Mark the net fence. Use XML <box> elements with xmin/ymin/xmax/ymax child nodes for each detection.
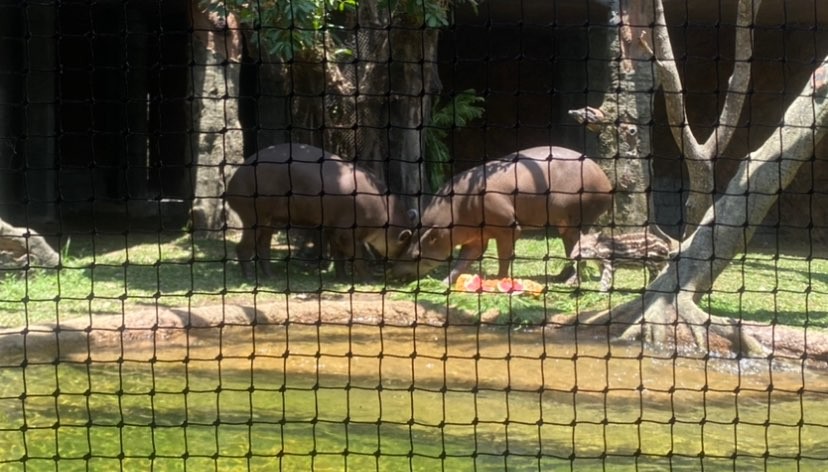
<box><xmin>1</xmin><ymin>0</ymin><xmax>827</xmax><ymax>470</ymax></box>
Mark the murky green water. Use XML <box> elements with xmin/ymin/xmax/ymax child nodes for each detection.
<box><xmin>2</xmin><ymin>322</ymin><xmax>828</xmax><ymax>471</ymax></box>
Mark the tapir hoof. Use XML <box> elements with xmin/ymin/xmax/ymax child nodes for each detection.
<box><xmin>239</xmin><ymin>262</ymin><xmax>256</xmax><ymax>281</ymax></box>
<box><xmin>258</xmin><ymin>262</ymin><xmax>274</xmax><ymax>280</ymax></box>
<box><xmin>564</xmin><ymin>274</ymin><xmax>581</xmax><ymax>288</ymax></box>
<box><xmin>550</xmin><ymin>265</ymin><xmax>577</xmax><ymax>284</ymax></box>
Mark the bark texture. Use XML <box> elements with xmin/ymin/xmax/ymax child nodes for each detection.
<box><xmin>643</xmin><ymin>0</ymin><xmax>761</xmax><ymax>236</ymax></box>
<box><xmin>189</xmin><ymin>6</ymin><xmax>245</xmax><ymax>237</ymax></box>
<box><xmin>579</xmin><ymin>0</ymin><xmax>655</xmax><ymax>231</ymax></box>
<box><xmin>579</xmin><ymin>58</ymin><xmax>828</xmax><ymax>357</ymax></box>
<box><xmin>339</xmin><ymin>2</ymin><xmax>439</xmax><ymax>207</ymax></box>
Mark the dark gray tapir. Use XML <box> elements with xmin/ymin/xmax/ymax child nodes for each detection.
<box><xmin>227</xmin><ymin>143</ymin><xmax>412</xmax><ymax>279</ymax></box>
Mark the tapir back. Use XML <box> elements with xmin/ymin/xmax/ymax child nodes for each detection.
<box><xmin>424</xmin><ymin>146</ymin><xmax>611</xmax><ymax>230</ymax></box>
<box><xmin>227</xmin><ymin>143</ymin><xmax>410</xmax><ymax>267</ymax></box>
<box><xmin>228</xmin><ymin>143</ymin><xmax>383</xmax><ymax>230</ymax></box>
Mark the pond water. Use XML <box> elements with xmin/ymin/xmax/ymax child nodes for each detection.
<box><xmin>2</xmin><ymin>321</ymin><xmax>828</xmax><ymax>471</ymax></box>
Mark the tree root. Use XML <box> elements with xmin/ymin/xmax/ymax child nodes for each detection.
<box><xmin>575</xmin><ymin>291</ymin><xmax>767</xmax><ymax>358</ymax></box>
<box><xmin>0</xmin><ymin>219</ymin><xmax>59</xmax><ymax>268</ymax></box>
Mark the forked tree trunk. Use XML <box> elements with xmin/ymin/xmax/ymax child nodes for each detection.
<box><xmin>640</xmin><ymin>0</ymin><xmax>761</xmax><ymax>237</ymax></box>
<box><xmin>580</xmin><ymin>60</ymin><xmax>828</xmax><ymax>356</ymax></box>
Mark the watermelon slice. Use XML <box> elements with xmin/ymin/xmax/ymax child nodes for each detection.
<box><xmin>455</xmin><ymin>274</ymin><xmax>482</xmax><ymax>292</ymax></box>
<box><xmin>481</xmin><ymin>279</ymin><xmax>499</xmax><ymax>292</ymax></box>
<box><xmin>453</xmin><ymin>274</ymin><xmax>544</xmax><ymax>297</ymax></box>
<box><xmin>496</xmin><ymin>278</ymin><xmax>525</xmax><ymax>294</ymax></box>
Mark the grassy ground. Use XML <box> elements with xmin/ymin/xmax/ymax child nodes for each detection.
<box><xmin>0</xmin><ymin>231</ymin><xmax>826</xmax><ymax>328</ymax></box>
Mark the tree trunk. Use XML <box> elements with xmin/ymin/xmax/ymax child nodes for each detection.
<box><xmin>189</xmin><ymin>6</ymin><xmax>245</xmax><ymax>238</ymax></box>
<box><xmin>640</xmin><ymin>0</ymin><xmax>761</xmax><ymax>237</ymax></box>
<box><xmin>387</xmin><ymin>27</ymin><xmax>439</xmax><ymax>206</ymax></box>
<box><xmin>348</xmin><ymin>2</ymin><xmax>437</xmax><ymax>208</ymax></box>
<box><xmin>351</xmin><ymin>2</ymin><xmax>392</xmax><ymax>181</ymax></box>
<box><xmin>579</xmin><ymin>59</ymin><xmax>828</xmax><ymax>356</ymax></box>
<box><xmin>584</xmin><ymin>1</ymin><xmax>654</xmax><ymax>231</ymax></box>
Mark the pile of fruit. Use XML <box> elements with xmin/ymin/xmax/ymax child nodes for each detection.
<box><xmin>453</xmin><ymin>274</ymin><xmax>544</xmax><ymax>297</ymax></box>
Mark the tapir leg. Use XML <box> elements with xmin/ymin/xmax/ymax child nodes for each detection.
<box><xmin>447</xmin><ymin>239</ymin><xmax>489</xmax><ymax>284</ymax></box>
<box><xmin>494</xmin><ymin>226</ymin><xmax>521</xmax><ymax>279</ymax></box>
<box><xmin>254</xmin><ymin>224</ymin><xmax>275</xmax><ymax>279</ymax></box>
<box><xmin>554</xmin><ymin>226</ymin><xmax>580</xmax><ymax>285</ymax></box>
<box><xmin>481</xmin><ymin>201</ymin><xmax>520</xmax><ymax>280</ymax></box>
<box><xmin>351</xmin><ymin>243</ymin><xmax>369</xmax><ymax>280</ymax></box>
<box><xmin>237</xmin><ymin>227</ymin><xmax>256</xmax><ymax>279</ymax></box>
<box><xmin>326</xmin><ymin>230</ymin><xmax>346</xmax><ymax>280</ymax></box>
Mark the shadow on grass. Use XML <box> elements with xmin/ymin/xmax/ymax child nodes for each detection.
<box><xmin>706</xmin><ymin>304</ymin><xmax>828</xmax><ymax>328</ymax></box>
<box><xmin>740</xmin><ymin>257</ymin><xmax>828</xmax><ymax>288</ymax></box>
<box><xmin>54</xmin><ymin>231</ymin><xmax>395</xmax><ymax>299</ymax></box>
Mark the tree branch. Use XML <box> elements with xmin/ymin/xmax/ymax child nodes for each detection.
<box><xmin>643</xmin><ymin>0</ymin><xmax>762</xmax><ymax>231</ymax></box>
<box><xmin>648</xmin><ymin>0</ymin><xmax>760</xmax><ymax>161</ymax></box>
<box><xmin>700</xmin><ymin>0</ymin><xmax>761</xmax><ymax>158</ymax></box>
<box><xmin>573</xmin><ymin>55</ymin><xmax>828</xmax><ymax>357</ymax></box>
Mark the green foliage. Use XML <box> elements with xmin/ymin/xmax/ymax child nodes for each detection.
<box><xmin>424</xmin><ymin>89</ymin><xmax>485</xmax><ymax>191</ymax></box>
<box><xmin>203</xmin><ymin>0</ymin><xmax>358</xmax><ymax>60</ymax></box>
<box><xmin>381</xmin><ymin>0</ymin><xmax>445</xmax><ymax>27</ymax></box>
<box><xmin>202</xmin><ymin>0</ymin><xmax>476</xmax><ymax>60</ymax></box>
<box><xmin>381</xmin><ymin>0</ymin><xmax>479</xmax><ymax>27</ymax></box>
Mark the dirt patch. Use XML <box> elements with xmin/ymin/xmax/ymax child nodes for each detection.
<box><xmin>1</xmin><ymin>293</ymin><xmax>827</xmax><ymax>369</ymax></box>
<box><xmin>0</xmin><ymin>294</ymin><xmax>453</xmax><ymax>363</ymax></box>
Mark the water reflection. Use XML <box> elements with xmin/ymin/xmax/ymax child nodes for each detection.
<box><xmin>2</xmin><ymin>321</ymin><xmax>828</xmax><ymax>469</ymax></box>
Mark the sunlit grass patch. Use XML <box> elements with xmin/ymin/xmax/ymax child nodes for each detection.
<box><xmin>0</xmin><ymin>232</ymin><xmax>358</xmax><ymax>326</ymax></box>
<box><xmin>0</xmin><ymin>232</ymin><xmax>827</xmax><ymax>328</ymax></box>
<box><xmin>394</xmin><ymin>237</ymin><xmax>644</xmax><ymax>326</ymax></box>
<box><xmin>704</xmin><ymin>252</ymin><xmax>828</xmax><ymax>327</ymax></box>
<box><xmin>396</xmin><ymin>237</ymin><xmax>828</xmax><ymax>328</ymax></box>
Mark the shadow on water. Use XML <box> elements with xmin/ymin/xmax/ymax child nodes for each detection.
<box><xmin>3</xmin><ymin>322</ymin><xmax>828</xmax><ymax>471</ymax></box>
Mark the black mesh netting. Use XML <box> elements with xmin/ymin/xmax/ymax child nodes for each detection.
<box><xmin>1</xmin><ymin>1</ymin><xmax>828</xmax><ymax>470</ymax></box>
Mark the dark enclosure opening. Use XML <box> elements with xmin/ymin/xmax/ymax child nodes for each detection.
<box><xmin>0</xmin><ymin>1</ymin><xmax>192</xmax><ymax>228</ymax></box>
<box><xmin>437</xmin><ymin>1</ymin><xmax>612</xmax><ymax>173</ymax></box>
<box><xmin>56</xmin><ymin>0</ymin><xmax>191</xmax><ymax>214</ymax></box>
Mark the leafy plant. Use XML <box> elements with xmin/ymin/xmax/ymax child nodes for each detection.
<box><xmin>424</xmin><ymin>89</ymin><xmax>485</xmax><ymax>191</ymax></box>
<box><xmin>203</xmin><ymin>0</ymin><xmax>358</xmax><ymax>61</ymax></box>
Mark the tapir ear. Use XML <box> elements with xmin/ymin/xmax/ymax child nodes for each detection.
<box><xmin>397</xmin><ymin>229</ymin><xmax>412</xmax><ymax>243</ymax></box>
<box><xmin>407</xmin><ymin>209</ymin><xmax>419</xmax><ymax>224</ymax></box>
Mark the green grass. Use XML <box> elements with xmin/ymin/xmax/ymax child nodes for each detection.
<box><xmin>702</xmin><ymin>253</ymin><xmax>828</xmax><ymax>327</ymax></box>
<box><xmin>0</xmin><ymin>232</ymin><xmax>826</xmax><ymax>328</ymax></box>
<box><xmin>393</xmin><ymin>236</ymin><xmax>828</xmax><ymax>328</ymax></box>
<box><xmin>0</xmin><ymin>231</ymin><xmax>364</xmax><ymax>327</ymax></box>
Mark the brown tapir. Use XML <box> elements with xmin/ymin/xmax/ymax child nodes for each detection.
<box><xmin>226</xmin><ymin>143</ymin><xmax>411</xmax><ymax>279</ymax></box>
<box><xmin>389</xmin><ymin>146</ymin><xmax>613</xmax><ymax>283</ymax></box>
